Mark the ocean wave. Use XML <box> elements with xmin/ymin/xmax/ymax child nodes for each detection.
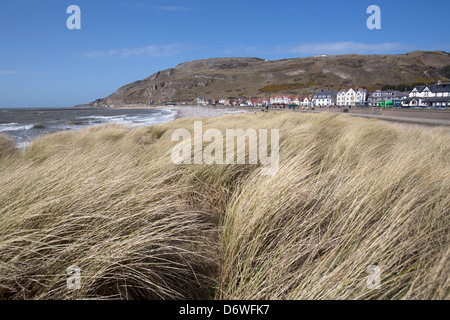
<box><xmin>78</xmin><ymin>115</ymin><xmax>128</xmax><ymax>120</ymax></box>
<box><xmin>3</xmin><ymin>109</ymin><xmax>179</xmax><ymax>148</ymax></box>
<box><xmin>0</xmin><ymin>123</ymin><xmax>34</xmax><ymax>132</ymax></box>
<box><xmin>74</xmin><ymin>110</ymin><xmax>178</xmax><ymax>128</ymax></box>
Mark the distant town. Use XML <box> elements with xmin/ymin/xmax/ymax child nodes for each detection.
<box><xmin>187</xmin><ymin>82</ymin><xmax>450</xmax><ymax>110</ymax></box>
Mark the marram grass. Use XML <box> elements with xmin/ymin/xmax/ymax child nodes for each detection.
<box><xmin>0</xmin><ymin>112</ymin><xmax>448</xmax><ymax>300</ymax></box>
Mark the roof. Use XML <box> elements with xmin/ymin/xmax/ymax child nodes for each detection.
<box><xmin>412</xmin><ymin>86</ymin><xmax>426</xmax><ymax>92</ymax></box>
<box><xmin>410</xmin><ymin>83</ymin><xmax>450</xmax><ymax>94</ymax></box>
<box><xmin>420</xmin><ymin>97</ymin><xmax>450</xmax><ymax>102</ymax></box>
<box><xmin>428</xmin><ymin>83</ymin><xmax>450</xmax><ymax>93</ymax></box>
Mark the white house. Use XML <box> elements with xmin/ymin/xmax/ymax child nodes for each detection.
<box><xmin>336</xmin><ymin>89</ymin><xmax>346</xmax><ymax>106</ymax></box>
<box><xmin>246</xmin><ymin>99</ymin><xmax>260</xmax><ymax>107</ymax></box>
<box><xmin>270</xmin><ymin>96</ymin><xmax>293</xmax><ymax>105</ymax></box>
<box><xmin>356</xmin><ymin>88</ymin><xmax>367</xmax><ymax>105</ymax></box>
<box><xmin>312</xmin><ymin>92</ymin><xmax>335</xmax><ymax>107</ymax></box>
<box><xmin>302</xmin><ymin>95</ymin><xmax>313</xmax><ymax>107</ymax></box>
<box><xmin>197</xmin><ymin>97</ymin><xmax>207</xmax><ymax>106</ymax></box>
<box><xmin>336</xmin><ymin>88</ymin><xmax>367</xmax><ymax>106</ymax></box>
<box><xmin>270</xmin><ymin>97</ymin><xmax>279</xmax><ymax>105</ymax></box>
<box><xmin>403</xmin><ymin>83</ymin><xmax>450</xmax><ymax>107</ymax></box>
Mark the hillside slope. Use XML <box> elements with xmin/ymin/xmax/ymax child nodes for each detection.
<box><xmin>93</xmin><ymin>51</ymin><xmax>450</xmax><ymax>107</ymax></box>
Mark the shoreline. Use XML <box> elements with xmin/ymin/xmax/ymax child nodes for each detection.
<box><xmin>86</xmin><ymin>104</ymin><xmax>450</xmax><ymax>127</ymax></box>
<box><xmin>86</xmin><ymin>104</ymin><xmax>253</xmax><ymax>119</ymax></box>
<box><xmin>3</xmin><ymin>105</ymin><xmax>448</xmax><ymax>150</ymax></box>
<box><xmin>1</xmin><ymin>105</ymin><xmax>253</xmax><ymax>149</ymax></box>
<box><xmin>159</xmin><ymin>105</ymin><xmax>251</xmax><ymax>120</ymax></box>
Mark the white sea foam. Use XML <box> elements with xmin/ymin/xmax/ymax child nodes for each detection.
<box><xmin>74</xmin><ymin>110</ymin><xmax>177</xmax><ymax>128</ymax></box>
<box><xmin>2</xmin><ymin>109</ymin><xmax>179</xmax><ymax>148</ymax></box>
<box><xmin>0</xmin><ymin>123</ymin><xmax>34</xmax><ymax>132</ymax></box>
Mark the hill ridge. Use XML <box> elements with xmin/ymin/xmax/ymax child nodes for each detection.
<box><xmin>92</xmin><ymin>51</ymin><xmax>450</xmax><ymax>107</ymax></box>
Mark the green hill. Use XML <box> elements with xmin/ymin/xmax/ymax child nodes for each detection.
<box><xmin>92</xmin><ymin>51</ymin><xmax>450</xmax><ymax>107</ymax></box>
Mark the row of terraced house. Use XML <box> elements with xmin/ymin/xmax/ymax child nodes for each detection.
<box><xmin>197</xmin><ymin>82</ymin><xmax>450</xmax><ymax>108</ymax></box>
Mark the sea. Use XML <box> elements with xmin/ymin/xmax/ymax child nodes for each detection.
<box><xmin>0</xmin><ymin>108</ymin><xmax>178</xmax><ymax>148</ymax></box>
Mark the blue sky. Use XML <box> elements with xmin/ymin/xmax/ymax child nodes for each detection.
<box><xmin>0</xmin><ymin>0</ymin><xmax>449</xmax><ymax>108</ymax></box>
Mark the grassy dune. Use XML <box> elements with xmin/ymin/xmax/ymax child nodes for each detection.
<box><xmin>0</xmin><ymin>112</ymin><xmax>448</xmax><ymax>300</ymax></box>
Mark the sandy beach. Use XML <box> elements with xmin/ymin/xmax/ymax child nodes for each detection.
<box><xmin>107</xmin><ymin>104</ymin><xmax>255</xmax><ymax>119</ymax></box>
<box><xmin>157</xmin><ymin>105</ymin><xmax>252</xmax><ymax>119</ymax></box>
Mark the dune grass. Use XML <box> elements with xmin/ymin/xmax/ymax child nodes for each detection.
<box><xmin>0</xmin><ymin>134</ymin><xmax>18</xmax><ymax>160</ymax></box>
<box><xmin>0</xmin><ymin>112</ymin><xmax>448</xmax><ymax>300</ymax></box>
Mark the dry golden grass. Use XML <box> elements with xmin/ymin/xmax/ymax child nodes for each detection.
<box><xmin>0</xmin><ymin>134</ymin><xmax>18</xmax><ymax>160</ymax></box>
<box><xmin>0</xmin><ymin>112</ymin><xmax>448</xmax><ymax>300</ymax></box>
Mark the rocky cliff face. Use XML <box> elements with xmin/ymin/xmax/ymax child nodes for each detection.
<box><xmin>92</xmin><ymin>52</ymin><xmax>450</xmax><ymax>107</ymax></box>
